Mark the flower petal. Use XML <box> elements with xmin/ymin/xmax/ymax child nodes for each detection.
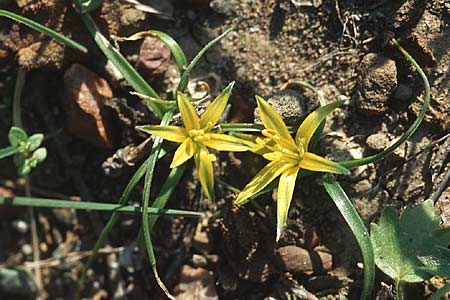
<box><xmin>276</xmin><ymin>166</ymin><xmax>300</xmax><ymax>241</ymax></box>
<box><xmin>299</xmin><ymin>152</ymin><xmax>350</xmax><ymax>175</ymax></box>
<box><xmin>177</xmin><ymin>92</ymin><xmax>200</xmax><ymax>130</ymax></box>
<box><xmin>295</xmin><ymin>101</ymin><xmax>344</xmax><ymax>149</ymax></box>
<box><xmin>137</xmin><ymin>125</ymin><xmax>187</xmax><ymax>143</ymax></box>
<box><xmin>235</xmin><ymin>160</ymin><xmax>292</xmax><ymax>206</ymax></box>
<box><xmin>170</xmin><ymin>138</ymin><xmax>194</xmax><ymax>168</ymax></box>
<box><xmin>200</xmin><ymin>82</ymin><xmax>234</xmax><ymax>128</ymax></box>
<box><xmin>256</xmin><ymin>95</ymin><xmax>294</xmax><ymax>143</ymax></box>
<box><xmin>203</xmin><ymin>133</ymin><xmax>250</xmax><ymax>152</ymax></box>
<box><xmin>194</xmin><ymin>146</ymin><xmax>216</xmax><ymax>200</ymax></box>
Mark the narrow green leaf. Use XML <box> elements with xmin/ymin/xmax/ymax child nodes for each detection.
<box><xmin>0</xmin><ymin>146</ymin><xmax>17</xmax><ymax>159</ymax></box>
<box><xmin>0</xmin><ymin>10</ymin><xmax>87</xmax><ymax>53</ymax></box>
<box><xmin>0</xmin><ymin>196</ymin><xmax>202</xmax><ymax>217</ymax></box>
<box><xmin>76</xmin><ymin>12</ymin><xmax>166</xmax><ymax>118</ymax></box>
<box><xmin>178</xmin><ymin>22</ymin><xmax>240</xmax><ymax>92</ymax></box>
<box><xmin>148</xmin><ymin>164</ymin><xmax>187</xmax><ymax>231</ymax></box>
<box><xmin>340</xmin><ymin>39</ymin><xmax>430</xmax><ymax>169</ymax></box>
<box><xmin>322</xmin><ymin>176</ymin><xmax>374</xmax><ymax>300</ymax></box>
<box><xmin>141</xmin><ymin>111</ymin><xmax>175</xmax><ymax>299</ymax></box>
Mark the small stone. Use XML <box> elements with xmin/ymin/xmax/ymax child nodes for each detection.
<box><xmin>366</xmin><ymin>133</ymin><xmax>390</xmax><ymax>151</ymax></box>
<box><xmin>63</xmin><ymin>64</ymin><xmax>117</xmax><ymax>148</ymax></box>
<box><xmin>136</xmin><ymin>36</ymin><xmax>171</xmax><ymax>79</ymax></box>
<box><xmin>209</xmin><ymin>0</ymin><xmax>234</xmax><ymax>15</ymax></box>
<box><xmin>355</xmin><ymin>53</ymin><xmax>397</xmax><ymax>115</ymax></box>
<box><xmin>21</xmin><ymin>244</ymin><xmax>33</xmax><ymax>256</ymax></box>
<box><xmin>12</xmin><ymin>219</ymin><xmax>28</xmax><ymax>234</ymax></box>
<box><xmin>173</xmin><ymin>265</ymin><xmax>218</xmax><ymax>300</ymax></box>
<box><xmin>392</xmin><ymin>84</ymin><xmax>413</xmax><ymax>101</ymax></box>
<box><xmin>192</xmin><ymin>254</ymin><xmax>208</xmax><ymax>268</ymax></box>
<box><xmin>254</xmin><ymin>89</ymin><xmax>307</xmax><ymax>126</ymax></box>
<box><xmin>275</xmin><ymin>245</ymin><xmax>332</xmax><ymax>275</ymax></box>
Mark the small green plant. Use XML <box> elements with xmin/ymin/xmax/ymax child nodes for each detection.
<box><xmin>371</xmin><ymin>200</ymin><xmax>450</xmax><ymax>299</ymax></box>
<box><xmin>0</xmin><ymin>127</ymin><xmax>47</xmax><ymax>176</ymax></box>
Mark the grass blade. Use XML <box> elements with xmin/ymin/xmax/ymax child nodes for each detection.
<box><xmin>76</xmin><ymin>11</ymin><xmax>166</xmax><ymax>118</ymax></box>
<box><xmin>148</xmin><ymin>164</ymin><xmax>187</xmax><ymax>231</ymax></box>
<box><xmin>0</xmin><ymin>10</ymin><xmax>87</xmax><ymax>53</ymax></box>
<box><xmin>339</xmin><ymin>38</ymin><xmax>430</xmax><ymax>169</ymax></box>
<box><xmin>0</xmin><ymin>196</ymin><xmax>201</xmax><ymax>217</ymax></box>
<box><xmin>141</xmin><ymin>111</ymin><xmax>176</xmax><ymax>299</ymax></box>
<box><xmin>177</xmin><ymin>22</ymin><xmax>240</xmax><ymax>92</ymax></box>
<box><xmin>0</xmin><ymin>146</ymin><xmax>17</xmax><ymax>159</ymax></box>
<box><xmin>322</xmin><ymin>176</ymin><xmax>374</xmax><ymax>300</ymax></box>
<box><xmin>148</xmin><ymin>31</ymin><xmax>187</xmax><ymax>73</ymax></box>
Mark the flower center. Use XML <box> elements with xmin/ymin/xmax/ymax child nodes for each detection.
<box><xmin>189</xmin><ymin>129</ymin><xmax>210</xmax><ymax>143</ymax></box>
<box><xmin>261</xmin><ymin>129</ymin><xmax>304</xmax><ymax>162</ymax></box>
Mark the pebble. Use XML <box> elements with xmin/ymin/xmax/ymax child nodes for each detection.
<box><xmin>192</xmin><ymin>254</ymin><xmax>208</xmax><ymax>268</ymax></box>
<box><xmin>136</xmin><ymin>36</ymin><xmax>171</xmax><ymax>79</ymax></box>
<box><xmin>355</xmin><ymin>53</ymin><xmax>397</xmax><ymax>115</ymax></box>
<box><xmin>63</xmin><ymin>64</ymin><xmax>117</xmax><ymax>148</ymax></box>
<box><xmin>12</xmin><ymin>219</ymin><xmax>28</xmax><ymax>234</ymax></box>
<box><xmin>173</xmin><ymin>265</ymin><xmax>218</xmax><ymax>300</ymax></box>
<box><xmin>21</xmin><ymin>244</ymin><xmax>33</xmax><ymax>256</ymax></box>
<box><xmin>254</xmin><ymin>89</ymin><xmax>307</xmax><ymax>126</ymax></box>
<box><xmin>210</xmin><ymin>0</ymin><xmax>234</xmax><ymax>15</ymax></box>
<box><xmin>275</xmin><ymin>245</ymin><xmax>332</xmax><ymax>275</ymax></box>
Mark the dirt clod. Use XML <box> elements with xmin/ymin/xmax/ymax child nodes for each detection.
<box><xmin>63</xmin><ymin>64</ymin><xmax>117</xmax><ymax>148</ymax></box>
<box><xmin>355</xmin><ymin>53</ymin><xmax>397</xmax><ymax>116</ymax></box>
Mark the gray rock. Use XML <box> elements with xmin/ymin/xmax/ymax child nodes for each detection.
<box><xmin>210</xmin><ymin>0</ymin><xmax>234</xmax><ymax>15</ymax></box>
<box><xmin>355</xmin><ymin>53</ymin><xmax>397</xmax><ymax>115</ymax></box>
<box><xmin>254</xmin><ymin>89</ymin><xmax>307</xmax><ymax>126</ymax></box>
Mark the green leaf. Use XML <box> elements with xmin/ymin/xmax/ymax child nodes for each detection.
<box><xmin>418</xmin><ymin>246</ymin><xmax>450</xmax><ymax>278</ymax></box>
<box><xmin>76</xmin><ymin>0</ymin><xmax>103</xmax><ymax>12</ymax></box>
<box><xmin>28</xmin><ymin>134</ymin><xmax>44</xmax><ymax>152</ymax></box>
<box><xmin>149</xmin><ymin>30</ymin><xmax>187</xmax><ymax>73</ymax></box>
<box><xmin>0</xmin><ymin>10</ymin><xmax>87</xmax><ymax>53</ymax></box>
<box><xmin>322</xmin><ymin>176</ymin><xmax>374</xmax><ymax>300</ymax></box>
<box><xmin>32</xmin><ymin>147</ymin><xmax>47</xmax><ymax>163</ymax></box>
<box><xmin>370</xmin><ymin>200</ymin><xmax>449</xmax><ymax>284</ymax></box>
<box><xmin>8</xmin><ymin>126</ymin><xmax>27</xmax><ymax>147</ymax></box>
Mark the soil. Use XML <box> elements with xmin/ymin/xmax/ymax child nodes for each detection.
<box><xmin>1</xmin><ymin>0</ymin><xmax>450</xmax><ymax>300</ymax></box>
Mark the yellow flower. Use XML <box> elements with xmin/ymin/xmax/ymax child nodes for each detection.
<box><xmin>235</xmin><ymin>96</ymin><xmax>350</xmax><ymax>241</ymax></box>
<box><xmin>138</xmin><ymin>82</ymin><xmax>250</xmax><ymax>200</ymax></box>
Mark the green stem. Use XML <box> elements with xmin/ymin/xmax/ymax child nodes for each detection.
<box><xmin>395</xmin><ymin>280</ymin><xmax>405</xmax><ymax>300</ymax></box>
<box><xmin>339</xmin><ymin>39</ymin><xmax>430</xmax><ymax>169</ymax></box>
<box><xmin>0</xmin><ymin>146</ymin><xmax>17</xmax><ymax>159</ymax></box>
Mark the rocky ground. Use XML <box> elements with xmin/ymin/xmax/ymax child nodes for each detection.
<box><xmin>0</xmin><ymin>0</ymin><xmax>449</xmax><ymax>299</ymax></box>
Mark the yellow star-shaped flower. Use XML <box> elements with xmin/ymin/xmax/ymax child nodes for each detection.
<box><xmin>235</xmin><ymin>96</ymin><xmax>350</xmax><ymax>241</ymax></box>
<box><xmin>138</xmin><ymin>82</ymin><xmax>250</xmax><ymax>200</ymax></box>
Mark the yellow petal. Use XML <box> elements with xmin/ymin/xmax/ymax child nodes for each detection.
<box><xmin>235</xmin><ymin>160</ymin><xmax>292</xmax><ymax>206</ymax></box>
<box><xmin>276</xmin><ymin>166</ymin><xmax>299</xmax><ymax>242</ymax></box>
<box><xmin>200</xmin><ymin>82</ymin><xmax>234</xmax><ymax>128</ymax></box>
<box><xmin>255</xmin><ymin>95</ymin><xmax>293</xmax><ymax>142</ymax></box>
<box><xmin>137</xmin><ymin>125</ymin><xmax>187</xmax><ymax>143</ymax></box>
<box><xmin>194</xmin><ymin>146</ymin><xmax>215</xmax><ymax>200</ymax></box>
<box><xmin>203</xmin><ymin>133</ymin><xmax>250</xmax><ymax>152</ymax></box>
<box><xmin>170</xmin><ymin>138</ymin><xmax>194</xmax><ymax>168</ymax></box>
<box><xmin>295</xmin><ymin>101</ymin><xmax>344</xmax><ymax>150</ymax></box>
<box><xmin>177</xmin><ymin>92</ymin><xmax>200</xmax><ymax>130</ymax></box>
<box><xmin>299</xmin><ymin>152</ymin><xmax>350</xmax><ymax>175</ymax></box>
